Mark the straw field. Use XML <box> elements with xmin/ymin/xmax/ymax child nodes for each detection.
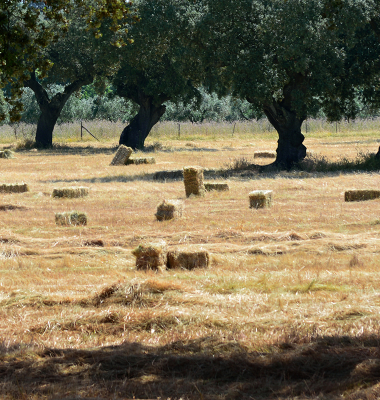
<box><xmin>0</xmin><ymin>127</ymin><xmax>380</xmax><ymax>399</ymax></box>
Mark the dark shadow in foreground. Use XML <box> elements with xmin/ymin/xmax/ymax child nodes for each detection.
<box><xmin>2</xmin><ymin>335</ymin><xmax>380</xmax><ymax>399</ymax></box>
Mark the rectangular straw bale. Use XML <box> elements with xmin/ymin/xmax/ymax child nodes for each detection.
<box><xmin>52</xmin><ymin>187</ymin><xmax>89</xmax><ymax>198</ymax></box>
<box><xmin>344</xmin><ymin>190</ymin><xmax>380</xmax><ymax>202</ymax></box>
<box><xmin>183</xmin><ymin>166</ymin><xmax>205</xmax><ymax>197</ymax></box>
<box><xmin>249</xmin><ymin>190</ymin><xmax>273</xmax><ymax>208</ymax></box>
<box><xmin>125</xmin><ymin>157</ymin><xmax>156</xmax><ymax>165</ymax></box>
<box><xmin>110</xmin><ymin>145</ymin><xmax>133</xmax><ymax>165</ymax></box>
<box><xmin>0</xmin><ymin>183</ymin><xmax>29</xmax><ymax>193</ymax></box>
<box><xmin>0</xmin><ymin>150</ymin><xmax>15</xmax><ymax>159</ymax></box>
<box><xmin>167</xmin><ymin>250</ymin><xmax>209</xmax><ymax>270</ymax></box>
<box><xmin>55</xmin><ymin>211</ymin><xmax>87</xmax><ymax>226</ymax></box>
<box><xmin>204</xmin><ymin>182</ymin><xmax>229</xmax><ymax>192</ymax></box>
<box><xmin>156</xmin><ymin>199</ymin><xmax>184</xmax><ymax>221</ymax></box>
<box><xmin>254</xmin><ymin>151</ymin><xmax>276</xmax><ymax>158</ymax></box>
<box><xmin>132</xmin><ymin>242</ymin><xmax>167</xmax><ymax>271</ymax></box>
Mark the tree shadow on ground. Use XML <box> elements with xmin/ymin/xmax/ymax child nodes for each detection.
<box><xmin>18</xmin><ymin>144</ymin><xmax>120</xmax><ymax>156</ymax></box>
<box><xmin>2</xmin><ymin>335</ymin><xmax>380</xmax><ymax>399</ymax></box>
<box><xmin>40</xmin><ymin>163</ymin><xmax>380</xmax><ymax>186</ymax></box>
<box><xmin>16</xmin><ymin>144</ymin><xmax>223</xmax><ymax>158</ymax></box>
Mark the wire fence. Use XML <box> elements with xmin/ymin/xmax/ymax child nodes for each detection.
<box><xmin>1</xmin><ymin>118</ymin><xmax>380</xmax><ymax>144</ymax></box>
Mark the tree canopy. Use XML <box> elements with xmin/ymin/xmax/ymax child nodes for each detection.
<box><xmin>0</xmin><ymin>0</ymin><xmax>135</xmax><ymax>123</ymax></box>
<box><xmin>22</xmin><ymin>2</ymin><xmax>135</xmax><ymax>147</ymax></box>
<box><xmin>112</xmin><ymin>0</ymin><xmax>203</xmax><ymax>149</ymax></box>
<box><xmin>192</xmin><ymin>0</ymin><xmax>375</xmax><ymax>168</ymax></box>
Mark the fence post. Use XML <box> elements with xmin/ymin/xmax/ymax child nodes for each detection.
<box><xmin>80</xmin><ymin>121</ymin><xmax>100</xmax><ymax>141</ymax></box>
<box><xmin>232</xmin><ymin>122</ymin><xmax>236</xmax><ymax>136</ymax></box>
<box><xmin>178</xmin><ymin>123</ymin><xmax>180</xmax><ymax>138</ymax></box>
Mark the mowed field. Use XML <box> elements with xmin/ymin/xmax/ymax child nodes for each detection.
<box><xmin>1</xmin><ymin>127</ymin><xmax>380</xmax><ymax>399</ymax></box>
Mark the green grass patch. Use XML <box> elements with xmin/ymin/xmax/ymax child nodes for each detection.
<box><xmin>204</xmin><ymin>275</ymin><xmax>274</xmax><ymax>294</ymax></box>
<box><xmin>288</xmin><ymin>279</ymin><xmax>346</xmax><ymax>294</ymax></box>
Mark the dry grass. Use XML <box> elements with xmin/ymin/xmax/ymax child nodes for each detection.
<box><xmin>0</xmin><ymin>128</ymin><xmax>380</xmax><ymax>398</ymax></box>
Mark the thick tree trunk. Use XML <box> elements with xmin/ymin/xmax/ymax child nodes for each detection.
<box><xmin>119</xmin><ymin>95</ymin><xmax>166</xmax><ymax>149</ymax></box>
<box><xmin>263</xmin><ymin>102</ymin><xmax>306</xmax><ymax>170</ymax></box>
<box><xmin>35</xmin><ymin>109</ymin><xmax>60</xmax><ymax>148</ymax></box>
<box><xmin>25</xmin><ymin>72</ymin><xmax>92</xmax><ymax>148</ymax></box>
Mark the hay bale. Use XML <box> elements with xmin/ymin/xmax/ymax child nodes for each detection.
<box><xmin>344</xmin><ymin>190</ymin><xmax>380</xmax><ymax>202</ymax></box>
<box><xmin>132</xmin><ymin>241</ymin><xmax>167</xmax><ymax>271</ymax></box>
<box><xmin>55</xmin><ymin>211</ymin><xmax>87</xmax><ymax>226</ymax></box>
<box><xmin>110</xmin><ymin>145</ymin><xmax>133</xmax><ymax>165</ymax></box>
<box><xmin>204</xmin><ymin>182</ymin><xmax>229</xmax><ymax>192</ymax></box>
<box><xmin>167</xmin><ymin>250</ymin><xmax>209</xmax><ymax>270</ymax></box>
<box><xmin>249</xmin><ymin>190</ymin><xmax>273</xmax><ymax>208</ymax></box>
<box><xmin>156</xmin><ymin>199</ymin><xmax>184</xmax><ymax>221</ymax></box>
<box><xmin>0</xmin><ymin>150</ymin><xmax>15</xmax><ymax>159</ymax></box>
<box><xmin>254</xmin><ymin>151</ymin><xmax>276</xmax><ymax>158</ymax></box>
<box><xmin>0</xmin><ymin>183</ymin><xmax>29</xmax><ymax>193</ymax></box>
<box><xmin>125</xmin><ymin>157</ymin><xmax>156</xmax><ymax>165</ymax></box>
<box><xmin>183</xmin><ymin>166</ymin><xmax>205</xmax><ymax>197</ymax></box>
<box><xmin>52</xmin><ymin>187</ymin><xmax>89</xmax><ymax>198</ymax></box>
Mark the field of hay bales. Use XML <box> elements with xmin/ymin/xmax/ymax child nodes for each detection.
<box><xmin>0</xmin><ymin>127</ymin><xmax>380</xmax><ymax>399</ymax></box>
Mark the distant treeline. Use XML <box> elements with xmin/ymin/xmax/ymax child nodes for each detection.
<box><xmin>3</xmin><ymin>84</ymin><xmax>375</xmax><ymax>126</ymax></box>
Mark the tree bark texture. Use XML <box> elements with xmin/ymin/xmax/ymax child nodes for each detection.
<box><xmin>119</xmin><ymin>94</ymin><xmax>166</xmax><ymax>149</ymax></box>
<box><xmin>263</xmin><ymin>102</ymin><xmax>306</xmax><ymax>169</ymax></box>
<box><xmin>24</xmin><ymin>72</ymin><xmax>92</xmax><ymax>147</ymax></box>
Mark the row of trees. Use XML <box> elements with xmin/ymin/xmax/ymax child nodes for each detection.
<box><xmin>14</xmin><ymin>85</ymin><xmax>263</xmax><ymax>124</ymax></box>
<box><xmin>2</xmin><ymin>0</ymin><xmax>380</xmax><ymax>169</ymax></box>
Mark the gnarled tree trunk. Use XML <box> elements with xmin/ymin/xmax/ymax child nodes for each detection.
<box><xmin>119</xmin><ymin>93</ymin><xmax>166</xmax><ymax>149</ymax></box>
<box><xmin>25</xmin><ymin>72</ymin><xmax>92</xmax><ymax>148</ymax></box>
<box><xmin>263</xmin><ymin>101</ymin><xmax>306</xmax><ymax>170</ymax></box>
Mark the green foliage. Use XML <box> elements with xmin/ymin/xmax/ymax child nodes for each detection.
<box><xmin>197</xmin><ymin>0</ymin><xmax>375</xmax><ymax>120</ymax></box>
<box><xmin>113</xmin><ymin>0</ymin><xmax>202</xmax><ymax>109</ymax></box>
<box><xmin>0</xmin><ymin>91</ymin><xmax>9</xmax><ymax>124</ymax></box>
<box><xmin>20</xmin><ymin>85</ymin><xmax>136</xmax><ymax>123</ymax></box>
<box><xmin>1</xmin><ymin>0</ymin><xmax>136</xmax><ymax>122</ymax></box>
<box><xmin>163</xmin><ymin>88</ymin><xmax>263</xmax><ymax>123</ymax></box>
